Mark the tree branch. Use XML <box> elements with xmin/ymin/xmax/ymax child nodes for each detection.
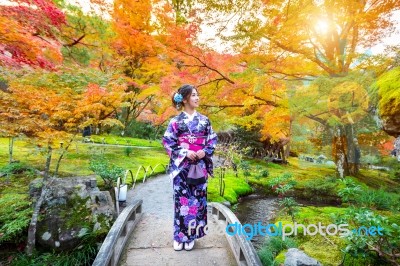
<box><xmin>197</xmin><ymin>78</ymin><xmax>226</xmax><ymax>87</ymax></box>
<box><xmin>175</xmin><ymin>48</ymin><xmax>235</xmax><ymax>84</ymax></box>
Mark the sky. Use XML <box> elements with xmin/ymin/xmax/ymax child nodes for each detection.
<box><xmin>369</xmin><ymin>10</ymin><xmax>400</xmax><ymax>54</ymax></box>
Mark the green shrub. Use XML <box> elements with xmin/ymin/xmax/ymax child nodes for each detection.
<box><xmin>268</xmin><ymin>173</ymin><xmax>299</xmax><ymax>222</ymax></box>
<box><xmin>254</xmin><ymin>166</ymin><xmax>269</xmax><ymax>180</ymax></box>
<box><xmin>89</xmin><ymin>156</ymin><xmax>124</xmax><ymax>189</ymax></box>
<box><xmin>10</xmin><ymin>239</ymin><xmax>98</xmax><ymax>266</ymax></box>
<box><xmin>124</xmin><ymin>120</ymin><xmax>163</xmax><ymax>139</ymax></box>
<box><xmin>337</xmin><ymin>178</ymin><xmax>362</xmax><ymax>203</ymax></box>
<box><xmin>303</xmin><ymin>178</ymin><xmax>337</xmax><ymax>196</ymax></box>
<box><xmin>239</xmin><ymin>161</ymin><xmax>252</xmax><ymax>178</ymax></box>
<box><xmin>0</xmin><ymin>162</ymin><xmax>35</xmax><ymax>176</ymax></box>
<box><xmin>338</xmin><ymin>178</ymin><xmax>400</xmax><ymax>211</ymax></box>
<box><xmin>258</xmin><ymin>236</ymin><xmax>297</xmax><ymax>266</ymax></box>
<box><xmin>260</xmin><ymin>169</ymin><xmax>269</xmax><ymax>177</ymax></box>
<box><xmin>389</xmin><ymin>163</ymin><xmax>400</xmax><ymax>181</ymax></box>
<box><xmin>0</xmin><ymin>194</ymin><xmax>32</xmax><ymax>244</ymax></box>
<box><xmin>356</xmin><ymin>189</ymin><xmax>400</xmax><ymax>211</ymax></box>
<box><xmin>360</xmin><ymin>154</ymin><xmax>381</xmax><ymax>165</ymax></box>
<box><xmin>124</xmin><ymin>146</ymin><xmax>133</xmax><ymax>157</ymax></box>
<box><xmin>339</xmin><ymin>207</ymin><xmax>400</xmax><ymax>265</ymax></box>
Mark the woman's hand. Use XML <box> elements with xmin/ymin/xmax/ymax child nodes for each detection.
<box><xmin>196</xmin><ymin>150</ymin><xmax>206</xmax><ymax>160</ymax></box>
<box><xmin>186</xmin><ymin>150</ymin><xmax>198</xmax><ymax>161</ymax></box>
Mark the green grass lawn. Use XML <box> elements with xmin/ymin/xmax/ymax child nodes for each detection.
<box><xmin>88</xmin><ymin>135</ymin><xmax>163</xmax><ymax>148</ymax></box>
<box><xmin>244</xmin><ymin>156</ymin><xmax>399</xmax><ymax>196</ymax></box>
<box><xmin>0</xmin><ymin>137</ymin><xmax>169</xmax><ymax>185</ymax></box>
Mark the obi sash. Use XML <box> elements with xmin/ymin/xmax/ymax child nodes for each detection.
<box><xmin>178</xmin><ymin>133</ymin><xmax>207</xmax><ymax>152</ymax></box>
<box><xmin>178</xmin><ymin>133</ymin><xmax>213</xmax><ymax>182</ymax></box>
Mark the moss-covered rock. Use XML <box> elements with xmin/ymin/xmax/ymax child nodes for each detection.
<box><xmin>374</xmin><ymin>66</ymin><xmax>400</xmax><ymax>137</ymax></box>
<box><xmin>31</xmin><ymin>177</ymin><xmax>115</xmax><ymax>251</ymax></box>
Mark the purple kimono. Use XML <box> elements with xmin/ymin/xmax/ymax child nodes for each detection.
<box><xmin>162</xmin><ymin>111</ymin><xmax>218</xmax><ymax>243</ymax></box>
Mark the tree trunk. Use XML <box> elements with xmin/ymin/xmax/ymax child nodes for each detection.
<box><xmin>332</xmin><ymin>126</ymin><xmax>349</xmax><ymax>178</ymax></box>
<box><xmin>332</xmin><ymin>124</ymin><xmax>361</xmax><ymax>177</ymax></box>
<box><xmin>44</xmin><ymin>145</ymin><xmax>52</xmax><ymax>180</ymax></box>
<box><xmin>8</xmin><ymin>137</ymin><xmax>14</xmax><ymax>163</ymax></box>
<box><xmin>54</xmin><ymin>135</ymin><xmax>76</xmax><ymax>177</ymax></box>
<box><xmin>345</xmin><ymin>124</ymin><xmax>360</xmax><ymax>176</ymax></box>
<box><xmin>284</xmin><ymin>142</ymin><xmax>290</xmax><ymax>162</ymax></box>
<box><xmin>25</xmin><ymin>179</ymin><xmax>53</xmax><ymax>255</ymax></box>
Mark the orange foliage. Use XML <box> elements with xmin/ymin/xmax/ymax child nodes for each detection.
<box><xmin>0</xmin><ymin>0</ymin><xmax>65</xmax><ymax>68</ymax></box>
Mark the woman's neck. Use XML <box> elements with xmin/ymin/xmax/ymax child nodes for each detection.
<box><xmin>183</xmin><ymin>107</ymin><xmax>195</xmax><ymax>115</ymax></box>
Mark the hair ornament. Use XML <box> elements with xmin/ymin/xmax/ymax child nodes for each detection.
<box><xmin>174</xmin><ymin>93</ymin><xmax>183</xmax><ymax>103</ymax></box>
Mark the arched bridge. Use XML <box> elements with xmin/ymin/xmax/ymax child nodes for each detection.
<box><xmin>92</xmin><ymin>174</ymin><xmax>262</xmax><ymax>266</ymax></box>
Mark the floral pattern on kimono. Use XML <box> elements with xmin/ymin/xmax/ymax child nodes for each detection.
<box><xmin>162</xmin><ymin>111</ymin><xmax>218</xmax><ymax>243</ymax></box>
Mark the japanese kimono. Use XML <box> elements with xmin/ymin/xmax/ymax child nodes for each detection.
<box><xmin>162</xmin><ymin>111</ymin><xmax>218</xmax><ymax>243</ymax></box>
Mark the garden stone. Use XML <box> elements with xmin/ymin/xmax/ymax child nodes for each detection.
<box><xmin>325</xmin><ymin>160</ymin><xmax>336</xmax><ymax>166</ymax></box>
<box><xmin>284</xmin><ymin>248</ymin><xmax>322</xmax><ymax>266</ymax></box>
<box><xmin>29</xmin><ymin>177</ymin><xmax>115</xmax><ymax>251</ymax></box>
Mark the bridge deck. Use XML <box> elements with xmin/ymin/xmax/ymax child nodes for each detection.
<box><xmin>118</xmin><ymin>174</ymin><xmax>237</xmax><ymax>266</ymax></box>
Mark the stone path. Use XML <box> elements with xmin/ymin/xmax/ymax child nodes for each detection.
<box><xmin>118</xmin><ymin>174</ymin><xmax>237</xmax><ymax>266</ymax></box>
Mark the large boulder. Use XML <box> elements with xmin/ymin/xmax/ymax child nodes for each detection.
<box><xmin>29</xmin><ymin>177</ymin><xmax>115</xmax><ymax>251</ymax></box>
<box><xmin>374</xmin><ymin>66</ymin><xmax>400</xmax><ymax>137</ymax></box>
<box><xmin>284</xmin><ymin>248</ymin><xmax>322</xmax><ymax>266</ymax></box>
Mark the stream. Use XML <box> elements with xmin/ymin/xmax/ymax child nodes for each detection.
<box><xmin>232</xmin><ymin>189</ymin><xmax>339</xmax><ymax>250</ymax></box>
<box><xmin>232</xmin><ymin>191</ymin><xmax>280</xmax><ymax>250</ymax></box>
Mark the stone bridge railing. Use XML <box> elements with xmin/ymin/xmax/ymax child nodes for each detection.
<box><xmin>92</xmin><ymin>199</ymin><xmax>143</xmax><ymax>266</ymax></box>
<box><xmin>209</xmin><ymin>202</ymin><xmax>262</xmax><ymax>266</ymax></box>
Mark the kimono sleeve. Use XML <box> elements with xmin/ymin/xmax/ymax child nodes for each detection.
<box><xmin>203</xmin><ymin>119</ymin><xmax>218</xmax><ymax>156</ymax></box>
<box><xmin>162</xmin><ymin>119</ymin><xmax>188</xmax><ymax>168</ymax></box>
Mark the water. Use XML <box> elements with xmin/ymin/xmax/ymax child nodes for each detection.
<box><xmin>232</xmin><ymin>193</ymin><xmax>280</xmax><ymax>250</ymax></box>
<box><xmin>232</xmin><ymin>193</ymin><xmax>339</xmax><ymax>250</ymax></box>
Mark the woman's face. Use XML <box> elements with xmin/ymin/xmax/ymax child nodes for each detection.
<box><xmin>184</xmin><ymin>89</ymin><xmax>199</xmax><ymax>109</ymax></box>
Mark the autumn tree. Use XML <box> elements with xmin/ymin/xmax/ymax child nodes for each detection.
<box><xmin>0</xmin><ymin>0</ymin><xmax>65</xmax><ymax>68</ymax></box>
<box><xmin>1</xmin><ymin>66</ymin><xmax>125</xmax><ymax>255</ymax></box>
<box><xmin>52</xmin><ymin>0</ymin><xmax>115</xmax><ymax>69</ymax></box>
<box><xmin>109</xmin><ymin>0</ymin><xmax>171</xmax><ymax>132</ymax></box>
<box><xmin>197</xmin><ymin>0</ymin><xmax>400</xmax><ymax>176</ymax></box>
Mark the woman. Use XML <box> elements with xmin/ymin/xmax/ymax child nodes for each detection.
<box><xmin>162</xmin><ymin>84</ymin><xmax>218</xmax><ymax>251</ymax></box>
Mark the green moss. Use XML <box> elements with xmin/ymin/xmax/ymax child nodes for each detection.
<box><xmin>94</xmin><ymin>213</ymin><xmax>114</xmax><ymax>237</ymax></box>
<box><xmin>272</xmin><ymin>206</ymin><xmax>348</xmax><ymax>260</ymax></box>
<box><xmin>270</xmin><ymin>205</ymin><xmax>399</xmax><ymax>265</ymax></box>
<box><xmin>300</xmin><ymin>236</ymin><xmax>344</xmax><ymax>266</ymax></box>
<box><xmin>257</xmin><ymin>236</ymin><xmax>297</xmax><ymax>266</ymax></box>
<box><xmin>208</xmin><ymin>169</ymin><xmax>252</xmax><ymax>203</ymax></box>
<box><xmin>59</xmin><ymin>193</ymin><xmax>93</xmax><ymax>231</ymax></box>
<box><xmin>289</xmin><ymin>206</ymin><xmax>346</xmax><ymax>224</ymax></box>
<box><xmin>90</xmin><ymin>135</ymin><xmax>163</xmax><ymax>148</ymax></box>
<box><xmin>375</xmin><ymin>67</ymin><xmax>400</xmax><ymax>117</ymax></box>
<box><xmin>355</xmin><ymin>169</ymin><xmax>399</xmax><ymax>191</ymax></box>
<box><xmin>274</xmin><ymin>251</ymin><xmax>286</xmax><ymax>264</ymax></box>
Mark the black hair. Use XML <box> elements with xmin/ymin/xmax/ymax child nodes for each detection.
<box><xmin>171</xmin><ymin>84</ymin><xmax>197</xmax><ymax>110</ymax></box>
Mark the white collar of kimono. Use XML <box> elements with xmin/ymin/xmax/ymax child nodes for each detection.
<box><xmin>183</xmin><ymin>110</ymin><xmax>197</xmax><ymax>121</ymax></box>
